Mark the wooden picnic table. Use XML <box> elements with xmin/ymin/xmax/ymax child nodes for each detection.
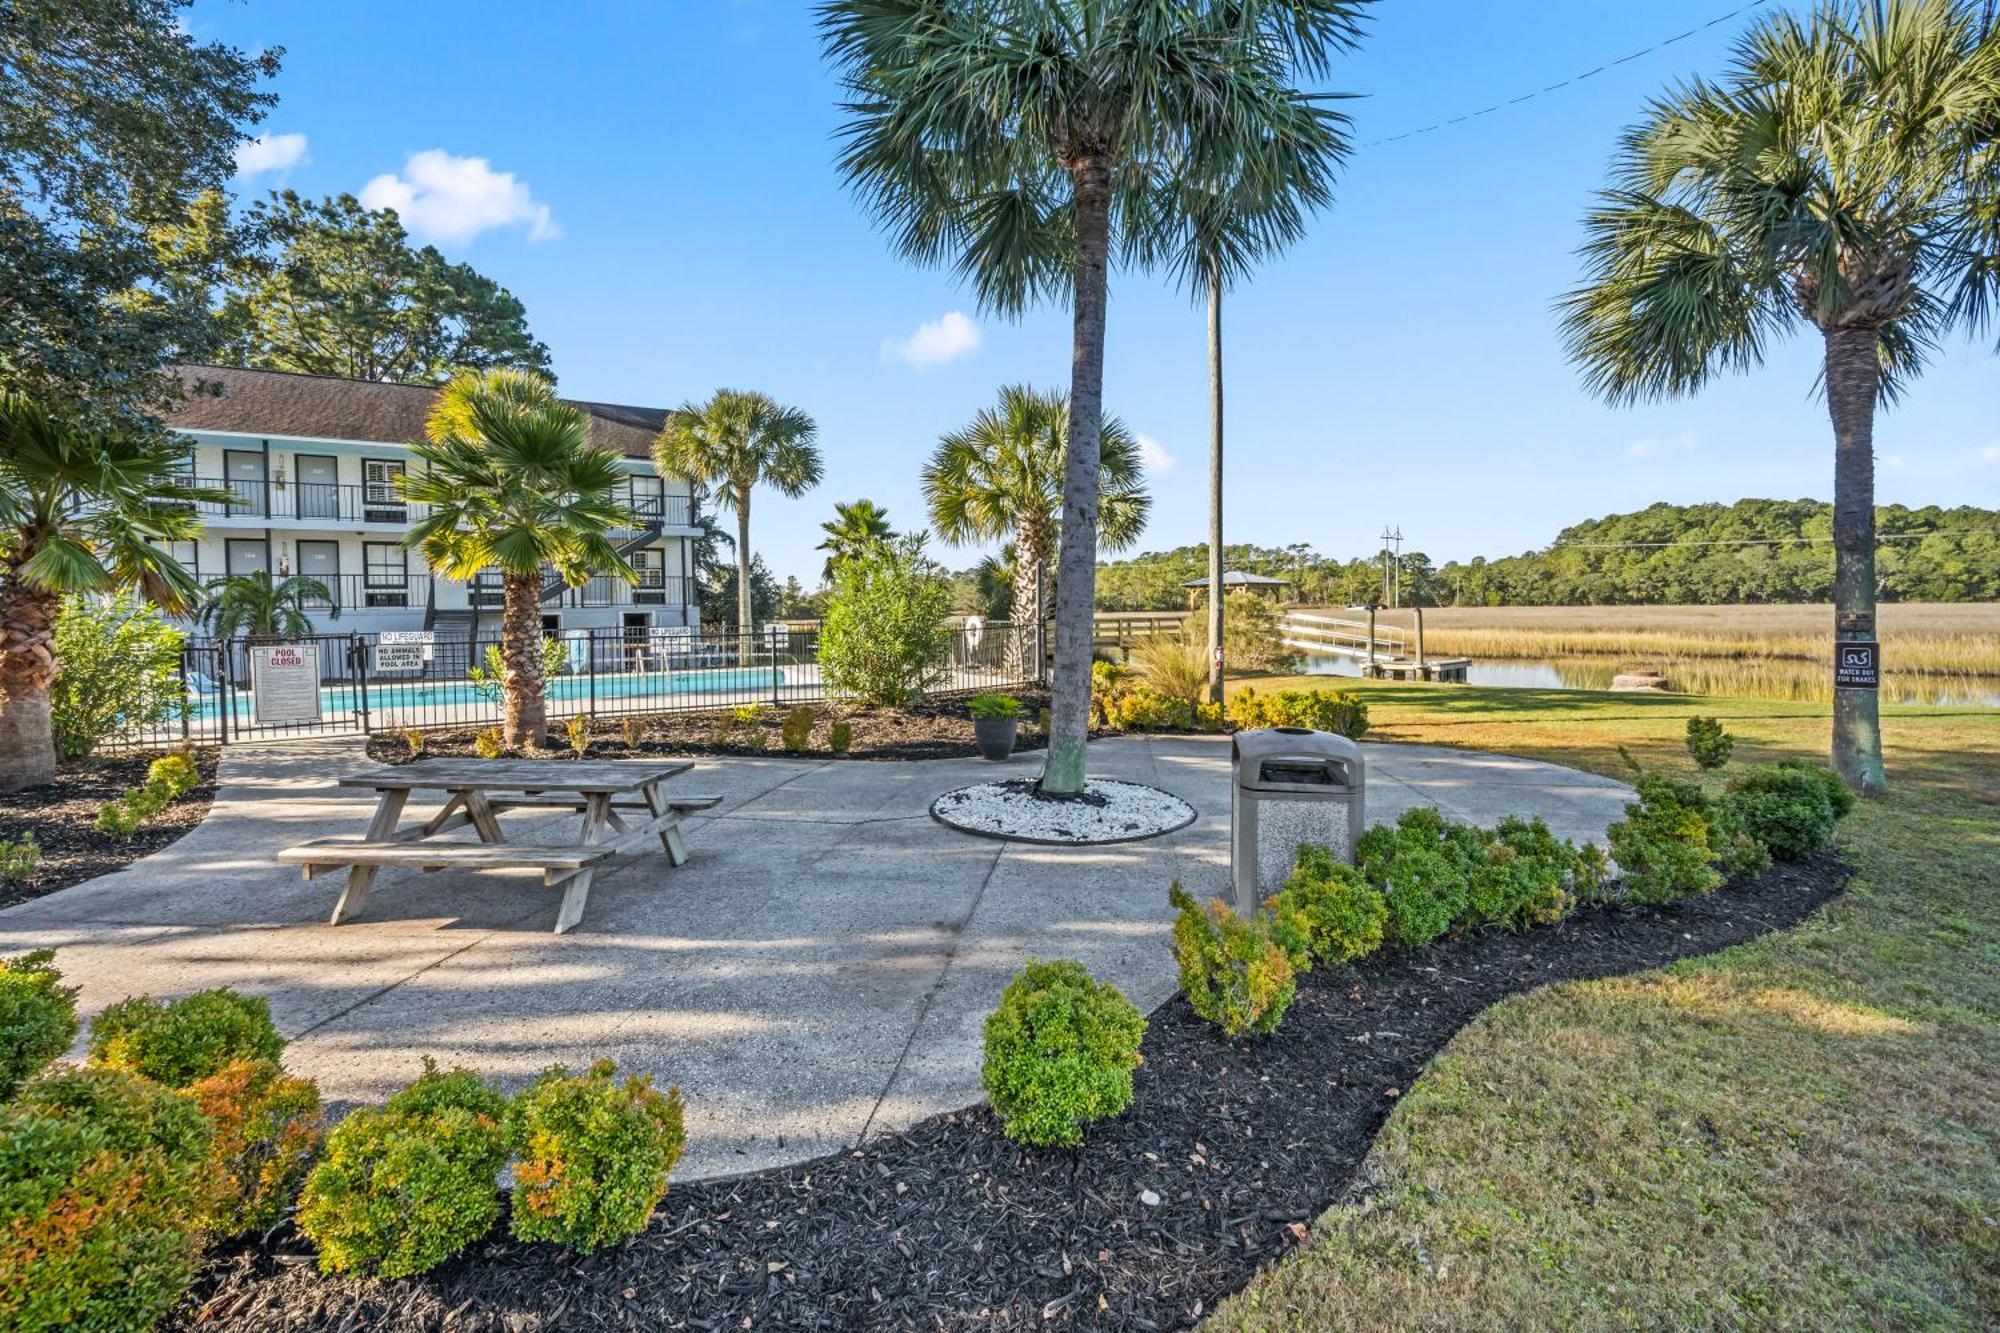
<box><xmin>277</xmin><ymin>758</ymin><xmax>719</xmax><ymax>934</ymax></box>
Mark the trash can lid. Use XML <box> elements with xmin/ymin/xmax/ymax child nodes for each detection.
<box><xmin>1232</xmin><ymin>726</ymin><xmax>1364</xmax><ymax>792</ymax></box>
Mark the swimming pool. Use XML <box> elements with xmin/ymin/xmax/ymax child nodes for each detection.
<box><xmin>189</xmin><ymin>666</ymin><xmax>790</xmax><ymax>722</ymax></box>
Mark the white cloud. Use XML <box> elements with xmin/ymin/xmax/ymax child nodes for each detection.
<box><xmin>1136</xmin><ymin>433</ymin><xmax>1175</xmax><ymax>473</ymax></box>
<box><xmin>359</xmin><ymin>150</ymin><xmax>559</xmax><ymax>245</ymax></box>
<box><xmin>1626</xmin><ymin>428</ymin><xmax>1700</xmax><ymax>460</ymax></box>
<box><xmin>234</xmin><ymin>132</ymin><xmax>309</xmax><ymax>179</ymax></box>
<box><xmin>883</xmin><ymin>311</ymin><xmax>981</xmax><ymax>368</ymax></box>
<box><xmin>1980</xmin><ymin>445</ymin><xmax>1999</xmax><ymax>464</ymax></box>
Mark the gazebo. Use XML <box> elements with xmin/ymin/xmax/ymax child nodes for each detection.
<box><xmin>1181</xmin><ymin>570</ymin><xmax>1292</xmax><ymax>609</ymax></box>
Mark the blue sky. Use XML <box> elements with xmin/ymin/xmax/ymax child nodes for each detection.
<box><xmin>195</xmin><ymin>0</ymin><xmax>1998</xmax><ymax>584</ymax></box>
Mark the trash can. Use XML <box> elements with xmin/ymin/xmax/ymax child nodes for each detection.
<box><xmin>1231</xmin><ymin>727</ymin><xmax>1366</xmax><ymax>914</ymax></box>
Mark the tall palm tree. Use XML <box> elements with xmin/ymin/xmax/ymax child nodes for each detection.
<box><xmin>195</xmin><ymin>569</ymin><xmax>337</xmax><ymax>640</ymax></box>
<box><xmin>654</xmin><ymin>390</ymin><xmax>822</xmax><ymax>633</ymax></box>
<box><xmin>1561</xmin><ymin>0</ymin><xmax>2000</xmax><ymax>793</ymax></box>
<box><xmin>822</xmin><ymin>0</ymin><xmax>1360</xmax><ymax>793</ymax></box>
<box><xmin>0</xmin><ymin>397</ymin><xmax>229</xmax><ymax>791</ymax></box>
<box><xmin>401</xmin><ymin>369</ymin><xmax>637</xmax><ymax>747</ymax></box>
<box><xmin>817</xmin><ymin>498</ymin><xmax>895</xmax><ymax>583</ymax></box>
<box><xmin>924</xmin><ymin>385</ymin><xmax>1150</xmax><ymax>674</ymax></box>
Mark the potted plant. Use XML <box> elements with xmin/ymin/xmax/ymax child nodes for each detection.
<box><xmin>968</xmin><ymin>692</ymin><xmax>1025</xmax><ymax>761</ymax></box>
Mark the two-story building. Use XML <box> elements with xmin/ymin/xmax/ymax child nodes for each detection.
<box><xmin>162</xmin><ymin>365</ymin><xmax>701</xmax><ymax>643</ymax></box>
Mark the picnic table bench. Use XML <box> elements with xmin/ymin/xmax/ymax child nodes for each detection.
<box><xmin>278</xmin><ymin>758</ymin><xmax>720</xmax><ymax>934</ymax></box>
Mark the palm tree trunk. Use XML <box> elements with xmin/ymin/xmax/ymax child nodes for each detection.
<box><xmin>1824</xmin><ymin>327</ymin><xmax>1886</xmax><ymax>792</ymax></box>
<box><xmin>1206</xmin><ymin>261</ymin><xmax>1225</xmax><ymax>706</ymax></box>
<box><xmin>735</xmin><ymin>491</ymin><xmax>754</xmax><ymax>635</ymax></box>
<box><xmin>499</xmin><ymin>571</ymin><xmax>547</xmax><ymax>748</ymax></box>
<box><xmin>1042</xmin><ymin>156</ymin><xmax>1113</xmax><ymax>796</ymax></box>
<box><xmin>0</xmin><ymin>573</ymin><xmax>60</xmax><ymax>792</ymax></box>
<box><xmin>1009</xmin><ymin>517</ymin><xmax>1052</xmax><ymax>679</ymax></box>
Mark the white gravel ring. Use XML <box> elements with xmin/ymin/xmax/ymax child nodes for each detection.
<box><xmin>929</xmin><ymin>778</ymin><xmax>1197</xmax><ymax>846</ymax></box>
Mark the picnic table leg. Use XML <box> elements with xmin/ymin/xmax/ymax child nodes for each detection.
<box><xmin>551</xmin><ymin>792</ymin><xmax>613</xmax><ymax>935</ymax></box>
<box><xmin>331</xmin><ymin>788</ymin><xmax>408</xmax><ymax>925</ymax></box>
<box><xmin>640</xmin><ymin>780</ymin><xmax>689</xmax><ymax>866</ymax></box>
<box><xmin>463</xmin><ymin>789</ymin><xmax>507</xmax><ymax>843</ymax></box>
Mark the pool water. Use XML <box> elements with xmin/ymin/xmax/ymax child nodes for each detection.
<box><xmin>191</xmin><ymin>666</ymin><xmax>788</xmax><ymax>721</ymax></box>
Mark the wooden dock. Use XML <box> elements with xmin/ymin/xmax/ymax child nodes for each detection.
<box><xmin>1088</xmin><ymin>607</ymin><xmax>1474</xmax><ymax>683</ymax></box>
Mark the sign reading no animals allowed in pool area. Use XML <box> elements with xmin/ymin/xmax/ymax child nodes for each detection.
<box><xmin>249</xmin><ymin>643</ymin><xmax>322</xmax><ymax>725</ymax></box>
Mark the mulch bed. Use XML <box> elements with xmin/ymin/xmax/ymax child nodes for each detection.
<box><xmin>0</xmin><ymin>748</ymin><xmax>221</xmax><ymax>909</ymax></box>
<box><xmin>174</xmin><ymin>851</ymin><xmax>1847</xmax><ymax>1332</ymax></box>
<box><xmin>366</xmin><ymin>689</ymin><xmax>1055</xmax><ymax>765</ymax></box>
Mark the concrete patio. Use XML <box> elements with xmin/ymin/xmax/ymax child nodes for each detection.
<box><xmin>0</xmin><ymin>735</ymin><xmax>1632</xmax><ymax>1180</ymax></box>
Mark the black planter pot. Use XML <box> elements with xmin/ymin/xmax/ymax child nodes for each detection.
<box><xmin>973</xmin><ymin>716</ymin><xmax>1019</xmax><ymax>761</ymax></box>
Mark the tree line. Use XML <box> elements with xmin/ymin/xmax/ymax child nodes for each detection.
<box><xmin>1093</xmin><ymin>499</ymin><xmax>2000</xmax><ymax>611</ymax></box>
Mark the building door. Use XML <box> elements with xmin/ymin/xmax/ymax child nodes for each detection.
<box><xmin>224</xmin><ymin>450</ymin><xmax>266</xmax><ymax>515</ymax></box>
<box><xmin>225</xmin><ymin>539</ymin><xmax>268</xmax><ymax>577</ymax></box>
<box><xmin>296</xmin><ymin>540</ymin><xmax>339</xmax><ymax>608</ymax></box>
<box><xmin>295</xmin><ymin>455</ymin><xmax>339</xmax><ymax>520</ymax></box>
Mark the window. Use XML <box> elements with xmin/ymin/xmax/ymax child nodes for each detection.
<box><xmin>362</xmin><ymin>460</ymin><xmax>406</xmax><ymax>522</ymax></box>
<box><xmin>632</xmin><ymin>548</ymin><xmax>666</xmax><ymax>604</ymax></box>
<box><xmin>629</xmin><ymin>474</ymin><xmax>664</xmax><ymax>521</ymax></box>
<box><xmin>364</xmin><ymin>543</ymin><xmax>407</xmax><ymax>607</ymax></box>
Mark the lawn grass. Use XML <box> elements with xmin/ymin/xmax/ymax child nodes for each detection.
<box><xmin>1209</xmin><ymin>678</ymin><xmax>2000</xmax><ymax>1329</ymax></box>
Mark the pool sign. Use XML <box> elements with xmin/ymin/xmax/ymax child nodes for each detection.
<box><xmin>374</xmin><ymin>630</ymin><xmax>431</xmax><ymax>674</ymax></box>
<box><xmin>1834</xmin><ymin>641</ymin><xmax>1880</xmax><ymax>690</ymax></box>
<box><xmin>249</xmin><ymin>643</ymin><xmax>322</xmax><ymax>724</ymax></box>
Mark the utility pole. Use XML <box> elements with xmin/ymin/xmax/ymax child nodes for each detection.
<box><xmin>1379</xmin><ymin>525</ymin><xmax>1404</xmax><ymax>610</ymax></box>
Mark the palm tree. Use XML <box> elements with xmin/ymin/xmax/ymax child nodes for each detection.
<box><xmin>196</xmin><ymin>569</ymin><xmax>337</xmax><ymax>640</ymax></box>
<box><xmin>1560</xmin><ymin>0</ymin><xmax>2000</xmax><ymax>793</ymax></box>
<box><xmin>817</xmin><ymin>499</ymin><xmax>895</xmax><ymax>583</ymax></box>
<box><xmin>822</xmin><ymin>0</ymin><xmax>1360</xmax><ymax>793</ymax></box>
<box><xmin>923</xmin><ymin>385</ymin><xmax>1150</xmax><ymax>673</ymax></box>
<box><xmin>654</xmin><ymin>390</ymin><xmax>822</xmax><ymax>634</ymax></box>
<box><xmin>0</xmin><ymin>397</ymin><xmax>229</xmax><ymax>791</ymax></box>
<box><xmin>400</xmin><ymin>369</ymin><xmax>637</xmax><ymax>747</ymax></box>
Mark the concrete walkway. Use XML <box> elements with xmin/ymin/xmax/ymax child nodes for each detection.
<box><xmin>0</xmin><ymin>735</ymin><xmax>1630</xmax><ymax>1179</ymax></box>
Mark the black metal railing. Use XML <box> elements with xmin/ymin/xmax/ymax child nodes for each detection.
<box><xmin>181</xmin><ymin>477</ymin><xmax>696</xmax><ymax>529</ymax></box>
<box><xmin>102</xmin><ymin>621</ymin><xmax>1036</xmax><ymax>750</ymax></box>
<box><xmin>469</xmin><ymin>572</ymin><xmax>699</xmax><ymax>610</ymax></box>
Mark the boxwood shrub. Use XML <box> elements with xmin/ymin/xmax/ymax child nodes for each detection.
<box><xmin>0</xmin><ymin>950</ymin><xmax>77</xmax><ymax>1103</ymax></box>
<box><xmin>1269</xmin><ymin>847</ymin><xmax>1387</xmax><ymax>967</ymax></box>
<box><xmin>0</xmin><ymin>1066</ymin><xmax>213</xmax><ymax>1332</ymax></box>
<box><xmin>1168</xmin><ymin>883</ymin><xmax>1296</xmax><ymax>1038</ymax></box>
<box><xmin>296</xmin><ymin>1062</ymin><xmax>508</xmax><ymax>1277</ymax></box>
<box><xmin>981</xmin><ymin>960</ymin><xmax>1146</xmax><ymax>1148</ymax></box>
<box><xmin>507</xmin><ymin>1060</ymin><xmax>686</xmax><ymax>1250</ymax></box>
<box><xmin>189</xmin><ymin>1057</ymin><xmax>324</xmax><ymax>1237</ymax></box>
<box><xmin>88</xmin><ymin>987</ymin><xmax>285</xmax><ymax>1088</ymax></box>
<box><xmin>1726</xmin><ymin>762</ymin><xmax>1849</xmax><ymax>860</ymax></box>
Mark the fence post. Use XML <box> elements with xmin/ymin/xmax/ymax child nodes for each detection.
<box><xmin>217</xmin><ymin>641</ymin><xmax>232</xmax><ymax>744</ymax></box>
<box><xmin>769</xmin><ymin>628</ymin><xmax>780</xmax><ymax>706</ymax></box>
<box><xmin>179</xmin><ymin>647</ymin><xmax>192</xmax><ymax>746</ymax></box>
<box><xmin>353</xmin><ymin>634</ymin><xmax>372</xmax><ymax>736</ymax></box>
<box><xmin>588</xmin><ymin>628</ymin><xmax>598</xmax><ymax>721</ymax></box>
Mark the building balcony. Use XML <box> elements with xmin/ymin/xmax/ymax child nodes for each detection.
<box><xmin>467</xmin><ymin>572</ymin><xmax>700</xmax><ymax>611</ymax></box>
<box><xmin>179</xmin><ymin>478</ymin><xmax>697</xmax><ymax>531</ymax></box>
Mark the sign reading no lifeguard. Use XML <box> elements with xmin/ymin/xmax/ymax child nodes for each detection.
<box><xmin>249</xmin><ymin>643</ymin><xmax>322</xmax><ymax>725</ymax></box>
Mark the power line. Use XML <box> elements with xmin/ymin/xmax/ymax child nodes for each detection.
<box><xmin>1364</xmin><ymin>0</ymin><xmax>1774</xmax><ymax>148</ymax></box>
<box><xmin>1550</xmin><ymin>533</ymin><xmax>1937</xmax><ymax>551</ymax></box>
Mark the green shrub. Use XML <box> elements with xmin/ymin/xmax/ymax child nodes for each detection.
<box><xmin>981</xmin><ymin>960</ymin><xmax>1146</xmax><ymax>1148</ymax></box>
<box><xmin>1168</xmin><ymin>883</ymin><xmax>1296</xmax><ymax>1038</ymax></box>
<box><xmin>0</xmin><ymin>951</ymin><xmax>77</xmax><ymax>1102</ymax></box>
<box><xmin>565</xmin><ymin>713</ymin><xmax>590</xmax><ymax>757</ymax></box>
<box><xmin>1607</xmin><ymin>774</ymin><xmax>1724</xmax><ymax>904</ymax></box>
<box><xmin>88</xmin><ymin>988</ymin><xmax>285</xmax><ymax>1088</ymax></box>
<box><xmin>967</xmin><ymin>692</ymin><xmax>1023</xmax><ymax>720</ymax></box>
<box><xmin>0</xmin><ymin>835</ymin><xmax>40</xmax><ymax>887</ymax></box>
<box><xmin>780</xmin><ymin>705</ymin><xmax>815</xmax><ymax>752</ymax></box>
<box><xmin>188</xmin><ymin>1057</ymin><xmax>324</xmax><ymax>1237</ymax></box>
<box><xmin>1227</xmin><ymin>686</ymin><xmax>1368</xmax><ymax>738</ymax></box>
<box><xmin>828</xmin><ymin>719</ymin><xmax>854</xmax><ymax>755</ymax></box>
<box><xmin>0</xmin><ymin>1066</ymin><xmax>212</xmax><ymax>1332</ymax></box>
<box><xmin>1684</xmin><ymin>715</ymin><xmax>1734</xmax><ymax>770</ymax></box>
<box><xmin>1355</xmin><ymin>809</ymin><xmax>1478</xmax><ymax>947</ymax></box>
<box><xmin>147</xmin><ymin>752</ymin><xmax>201</xmax><ymax>798</ymax></box>
<box><xmin>49</xmin><ymin>597</ymin><xmax>185</xmax><ymax>759</ymax></box>
<box><xmin>1468</xmin><ymin>817</ymin><xmax>1586</xmax><ymax>930</ymax></box>
<box><xmin>467</xmin><ymin>638</ymin><xmax>567</xmax><ymax>703</ymax></box>
<box><xmin>472</xmin><ymin>726</ymin><xmax>505</xmax><ymax>759</ymax></box>
<box><xmin>619</xmin><ymin>716</ymin><xmax>644</xmax><ymax>748</ymax></box>
<box><xmin>1725</xmin><ymin>763</ymin><xmax>1842</xmax><ymax>861</ymax></box>
<box><xmin>1776</xmin><ymin>758</ymin><xmax>1857</xmax><ymax>818</ymax></box>
<box><xmin>817</xmin><ymin>536</ymin><xmax>954</xmax><ymax>706</ymax></box>
<box><xmin>1270</xmin><ymin>848</ymin><xmax>1387</xmax><ymax>967</ymax></box>
<box><xmin>296</xmin><ymin>1061</ymin><xmax>508</xmax><ymax>1277</ymax></box>
<box><xmin>506</xmin><ymin>1060</ymin><xmax>685</xmax><ymax>1251</ymax></box>
<box><xmin>405</xmin><ymin>727</ymin><xmax>426</xmax><ymax>758</ymax></box>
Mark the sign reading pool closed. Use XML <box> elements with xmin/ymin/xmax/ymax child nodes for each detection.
<box><xmin>249</xmin><ymin>643</ymin><xmax>322</xmax><ymax>725</ymax></box>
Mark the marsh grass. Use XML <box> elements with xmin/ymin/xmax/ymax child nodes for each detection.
<box><xmin>1131</xmin><ymin>633</ymin><xmax>1210</xmax><ymax>706</ymax></box>
<box><xmin>1394</xmin><ymin>602</ymin><xmax>1999</xmax><ymax>676</ymax></box>
<box><xmin>1208</xmin><ymin>681</ymin><xmax>2000</xmax><ymax>1329</ymax></box>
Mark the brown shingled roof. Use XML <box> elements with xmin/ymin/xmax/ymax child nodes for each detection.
<box><xmin>165</xmin><ymin>364</ymin><xmax>667</xmax><ymax>460</ymax></box>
